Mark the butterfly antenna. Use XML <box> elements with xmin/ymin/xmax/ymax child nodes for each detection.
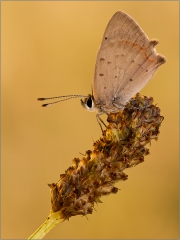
<box><xmin>37</xmin><ymin>95</ymin><xmax>88</xmax><ymax>107</ymax></box>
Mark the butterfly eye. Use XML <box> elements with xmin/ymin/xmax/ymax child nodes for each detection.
<box><xmin>86</xmin><ymin>97</ymin><xmax>92</xmax><ymax>108</ymax></box>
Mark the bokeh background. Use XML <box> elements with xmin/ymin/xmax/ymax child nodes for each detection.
<box><xmin>2</xmin><ymin>1</ymin><xmax>179</xmax><ymax>239</ymax></box>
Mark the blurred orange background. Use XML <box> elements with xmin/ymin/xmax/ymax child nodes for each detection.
<box><xmin>2</xmin><ymin>1</ymin><xmax>179</xmax><ymax>239</ymax></box>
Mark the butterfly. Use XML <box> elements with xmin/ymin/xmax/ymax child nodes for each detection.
<box><xmin>38</xmin><ymin>11</ymin><xmax>166</xmax><ymax>131</ymax></box>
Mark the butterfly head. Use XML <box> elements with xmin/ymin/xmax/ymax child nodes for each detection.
<box><xmin>80</xmin><ymin>94</ymin><xmax>99</xmax><ymax>112</ymax></box>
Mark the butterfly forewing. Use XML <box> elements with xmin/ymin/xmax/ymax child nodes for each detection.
<box><xmin>93</xmin><ymin>11</ymin><xmax>166</xmax><ymax>112</ymax></box>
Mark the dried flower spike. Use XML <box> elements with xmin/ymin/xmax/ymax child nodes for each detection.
<box><xmin>29</xmin><ymin>93</ymin><xmax>163</xmax><ymax>239</ymax></box>
<box><xmin>49</xmin><ymin>93</ymin><xmax>163</xmax><ymax>219</ymax></box>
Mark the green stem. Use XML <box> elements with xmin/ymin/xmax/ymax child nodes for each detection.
<box><xmin>28</xmin><ymin>211</ymin><xmax>62</xmax><ymax>239</ymax></box>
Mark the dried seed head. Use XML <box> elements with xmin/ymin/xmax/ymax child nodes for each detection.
<box><xmin>49</xmin><ymin>93</ymin><xmax>163</xmax><ymax>220</ymax></box>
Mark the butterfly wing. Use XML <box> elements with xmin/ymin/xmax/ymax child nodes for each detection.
<box><xmin>92</xmin><ymin>11</ymin><xmax>166</xmax><ymax>111</ymax></box>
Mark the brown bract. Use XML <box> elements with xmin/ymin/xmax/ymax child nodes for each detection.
<box><xmin>48</xmin><ymin>93</ymin><xmax>163</xmax><ymax>220</ymax></box>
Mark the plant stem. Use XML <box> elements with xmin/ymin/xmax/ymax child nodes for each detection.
<box><xmin>28</xmin><ymin>211</ymin><xmax>62</xmax><ymax>239</ymax></box>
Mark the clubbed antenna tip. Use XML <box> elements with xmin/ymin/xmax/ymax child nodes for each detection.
<box><xmin>37</xmin><ymin>98</ymin><xmax>46</xmax><ymax>101</ymax></box>
<box><xmin>41</xmin><ymin>104</ymin><xmax>49</xmax><ymax>107</ymax></box>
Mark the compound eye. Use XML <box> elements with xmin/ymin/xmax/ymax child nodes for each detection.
<box><xmin>86</xmin><ymin>97</ymin><xmax>92</xmax><ymax>108</ymax></box>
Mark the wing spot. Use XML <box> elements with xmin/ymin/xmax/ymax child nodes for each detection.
<box><xmin>107</xmin><ymin>61</ymin><xmax>112</xmax><ymax>64</ymax></box>
<box><xmin>104</xmin><ymin>87</ymin><xmax>106</xmax><ymax>89</ymax></box>
<box><xmin>121</xmin><ymin>54</ymin><xmax>125</xmax><ymax>57</ymax></box>
<box><xmin>146</xmin><ymin>69</ymin><xmax>148</xmax><ymax>72</ymax></box>
<box><xmin>100</xmin><ymin>58</ymin><xmax>105</xmax><ymax>61</ymax></box>
<box><xmin>157</xmin><ymin>55</ymin><xmax>166</xmax><ymax>64</ymax></box>
<box><xmin>105</xmin><ymin>37</ymin><xmax>108</xmax><ymax>40</ymax></box>
<box><xmin>131</xmin><ymin>59</ymin><xmax>135</xmax><ymax>63</ymax></box>
<box><xmin>115</xmin><ymin>76</ymin><xmax>117</xmax><ymax>78</ymax></box>
<box><xmin>130</xmin><ymin>79</ymin><xmax>133</xmax><ymax>81</ymax></box>
<box><xmin>99</xmin><ymin>74</ymin><xmax>104</xmax><ymax>76</ymax></box>
<box><xmin>133</xmin><ymin>43</ymin><xmax>138</xmax><ymax>47</ymax></box>
<box><xmin>150</xmin><ymin>39</ymin><xmax>159</xmax><ymax>47</ymax></box>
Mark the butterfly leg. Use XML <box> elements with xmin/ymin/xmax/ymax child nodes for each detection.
<box><xmin>96</xmin><ymin>113</ymin><xmax>106</xmax><ymax>132</ymax></box>
<box><xmin>96</xmin><ymin>110</ymin><xmax>118</xmax><ymax>132</ymax></box>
